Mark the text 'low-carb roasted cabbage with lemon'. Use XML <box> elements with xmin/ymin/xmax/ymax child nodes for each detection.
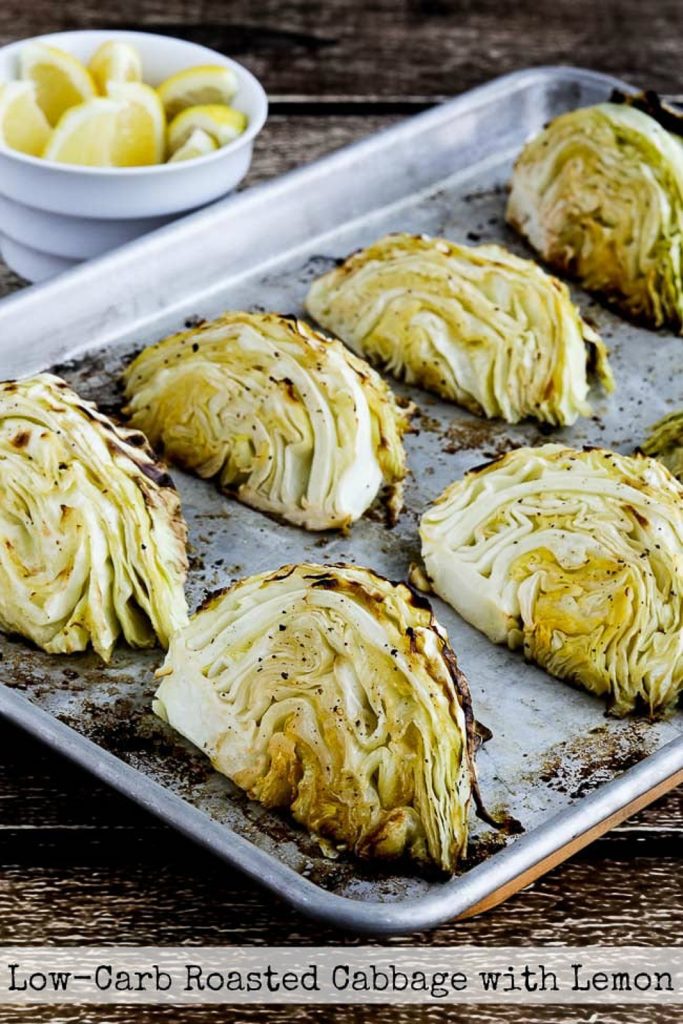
<box><xmin>641</xmin><ymin>410</ymin><xmax>683</xmax><ymax>481</ymax></box>
<box><xmin>123</xmin><ymin>312</ymin><xmax>412</xmax><ymax>531</ymax></box>
<box><xmin>419</xmin><ymin>444</ymin><xmax>683</xmax><ymax>717</ymax></box>
<box><xmin>507</xmin><ymin>95</ymin><xmax>683</xmax><ymax>331</ymax></box>
<box><xmin>306</xmin><ymin>233</ymin><xmax>613</xmax><ymax>426</ymax></box>
<box><xmin>154</xmin><ymin>562</ymin><xmax>483</xmax><ymax>872</ymax></box>
<box><xmin>0</xmin><ymin>374</ymin><xmax>188</xmax><ymax>660</ymax></box>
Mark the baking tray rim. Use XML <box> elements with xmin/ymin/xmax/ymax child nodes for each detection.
<box><xmin>0</xmin><ymin>65</ymin><xmax>633</xmax><ymax>359</ymax></box>
<box><xmin>1</xmin><ymin>683</ymin><xmax>681</xmax><ymax>934</ymax></box>
<box><xmin>0</xmin><ymin>64</ymin><xmax>680</xmax><ymax>935</ymax></box>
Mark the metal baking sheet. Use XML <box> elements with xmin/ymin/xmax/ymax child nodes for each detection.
<box><xmin>0</xmin><ymin>66</ymin><xmax>681</xmax><ymax>935</ymax></box>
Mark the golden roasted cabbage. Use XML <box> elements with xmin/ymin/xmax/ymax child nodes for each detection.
<box><xmin>305</xmin><ymin>232</ymin><xmax>613</xmax><ymax>425</ymax></box>
<box><xmin>419</xmin><ymin>444</ymin><xmax>683</xmax><ymax>716</ymax></box>
<box><xmin>154</xmin><ymin>562</ymin><xmax>482</xmax><ymax>872</ymax></box>
<box><xmin>641</xmin><ymin>410</ymin><xmax>683</xmax><ymax>481</ymax></box>
<box><xmin>0</xmin><ymin>374</ymin><xmax>188</xmax><ymax>660</ymax></box>
<box><xmin>507</xmin><ymin>98</ymin><xmax>683</xmax><ymax>331</ymax></box>
<box><xmin>123</xmin><ymin>312</ymin><xmax>412</xmax><ymax>531</ymax></box>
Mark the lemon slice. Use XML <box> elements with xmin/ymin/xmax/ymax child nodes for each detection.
<box><xmin>0</xmin><ymin>81</ymin><xmax>52</xmax><ymax>156</ymax></box>
<box><xmin>168</xmin><ymin>104</ymin><xmax>247</xmax><ymax>153</ymax></box>
<box><xmin>89</xmin><ymin>40</ymin><xmax>142</xmax><ymax>93</ymax></box>
<box><xmin>20</xmin><ymin>42</ymin><xmax>96</xmax><ymax>126</ymax></box>
<box><xmin>167</xmin><ymin>128</ymin><xmax>217</xmax><ymax>163</ymax></box>
<box><xmin>106</xmin><ymin>81</ymin><xmax>165</xmax><ymax>165</ymax></box>
<box><xmin>157</xmin><ymin>64</ymin><xmax>238</xmax><ymax>119</ymax></box>
<box><xmin>43</xmin><ymin>97</ymin><xmax>124</xmax><ymax>165</ymax></box>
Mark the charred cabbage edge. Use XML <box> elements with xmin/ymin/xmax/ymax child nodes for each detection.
<box><xmin>642</xmin><ymin>410</ymin><xmax>683</xmax><ymax>481</ymax></box>
<box><xmin>123</xmin><ymin>312</ymin><xmax>412</xmax><ymax>531</ymax></box>
<box><xmin>305</xmin><ymin>232</ymin><xmax>613</xmax><ymax>426</ymax></box>
<box><xmin>420</xmin><ymin>443</ymin><xmax>683</xmax><ymax>716</ymax></box>
<box><xmin>154</xmin><ymin>562</ymin><xmax>481</xmax><ymax>873</ymax></box>
<box><xmin>507</xmin><ymin>102</ymin><xmax>683</xmax><ymax>331</ymax></box>
<box><xmin>0</xmin><ymin>374</ymin><xmax>188</xmax><ymax>660</ymax></box>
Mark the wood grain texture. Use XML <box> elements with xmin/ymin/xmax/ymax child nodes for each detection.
<box><xmin>248</xmin><ymin>113</ymin><xmax>403</xmax><ymax>183</ymax></box>
<box><xmin>1</xmin><ymin>853</ymin><xmax>681</xmax><ymax>945</ymax></box>
<box><xmin>0</xmin><ymin>0</ymin><xmax>682</xmax><ymax>97</ymax></box>
<box><xmin>1</xmin><ymin>1008</ymin><xmax>682</xmax><ymax>1024</ymax></box>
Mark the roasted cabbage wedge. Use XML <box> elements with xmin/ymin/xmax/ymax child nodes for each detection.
<box><xmin>419</xmin><ymin>444</ymin><xmax>683</xmax><ymax>717</ymax></box>
<box><xmin>641</xmin><ymin>410</ymin><xmax>683</xmax><ymax>480</ymax></box>
<box><xmin>507</xmin><ymin>97</ymin><xmax>683</xmax><ymax>331</ymax></box>
<box><xmin>154</xmin><ymin>562</ymin><xmax>484</xmax><ymax>873</ymax></box>
<box><xmin>123</xmin><ymin>312</ymin><xmax>412</xmax><ymax>531</ymax></box>
<box><xmin>305</xmin><ymin>232</ymin><xmax>613</xmax><ymax>426</ymax></box>
<box><xmin>0</xmin><ymin>374</ymin><xmax>188</xmax><ymax>661</ymax></box>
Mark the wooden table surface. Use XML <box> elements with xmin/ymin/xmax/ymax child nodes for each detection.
<box><xmin>0</xmin><ymin>3</ymin><xmax>682</xmax><ymax>1023</ymax></box>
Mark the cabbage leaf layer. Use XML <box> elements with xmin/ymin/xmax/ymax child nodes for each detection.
<box><xmin>642</xmin><ymin>410</ymin><xmax>683</xmax><ymax>481</ymax></box>
<box><xmin>123</xmin><ymin>312</ymin><xmax>411</xmax><ymax>531</ymax></box>
<box><xmin>420</xmin><ymin>444</ymin><xmax>683</xmax><ymax>716</ymax></box>
<box><xmin>0</xmin><ymin>374</ymin><xmax>188</xmax><ymax>660</ymax></box>
<box><xmin>154</xmin><ymin>562</ymin><xmax>480</xmax><ymax>872</ymax></box>
<box><xmin>507</xmin><ymin>102</ymin><xmax>683</xmax><ymax>331</ymax></box>
<box><xmin>306</xmin><ymin>232</ymin><xmax>612</xmax><ymax>425</ymax></box>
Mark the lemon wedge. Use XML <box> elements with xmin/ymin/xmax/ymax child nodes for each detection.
<box><xmin>0</xmin><ymin>81</ymin><xmax>52</xmax><ymax>156</ymax></box>
<box><xmin>20</xmin><ymin>42</ymin><xmax>96</xmax><ymax>126</ymax></box>
<box><xmin>89</xmin><ymin>40</ymin><xmax>142</xmax><ymax>93</ymax></box>
<box><xmin>168</xmin><ymin>104</ymin><xmax>246</xmax><ymax>153</ymax></box>
<box><xmin>157</xmin><ymin>64</ymin><xmax>238</xmax><ymax>119</ymax></box>
<box><xmin>167</xmin><ymin>128</ymin><xmax>218</xmax><ymax>162</ymax></box>
<box><xmin>106</xmin><ymin>81</ymin><xmax>165</xmax><ymax>165</ymax></box>
<box><xmin>43</xmin><ymin>97</ymin><xmax>124</xmax><ymax>165</ymax></box>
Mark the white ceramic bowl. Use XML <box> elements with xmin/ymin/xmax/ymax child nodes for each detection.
<box><xmin>0</xmin><ymin>30</ymin><xmax>268</xmax><ymax>281</ymax></box>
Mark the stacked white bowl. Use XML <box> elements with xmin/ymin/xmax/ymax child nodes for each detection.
<box><xmin>0</xmin><ymin>30</ymin><xmax>268</xmax><ymax>282</ymax></box>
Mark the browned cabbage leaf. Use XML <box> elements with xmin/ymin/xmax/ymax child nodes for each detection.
<box><xmin>154</xmin><ymin>562</ymin><xmax>485</xmax><ymax>873</ymax></box>
<box><xmin>123</xmin><ymin>312</ymin><xmax>412</xmax><ymax>531</ymax></box>
<box><xmin>306</xmin><ymin>233</ymin><xmax>612</xmax><ymax>425</ymax></box>
<box><xmin>0</xmin><ymin>374</ymin><xmax>188</xmax><ymax>660</ymax></box>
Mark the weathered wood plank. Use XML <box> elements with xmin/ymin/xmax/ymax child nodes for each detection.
<box><xmin>0</xmin><ymin>853</ymin><xmax>680</xmax><ymax>945</ymax></box>
<box><xmin>0</xmin><ymin>262</ymin><xmax>24</xmax><ymax>295</ymax></box>
<box><xmin>1</xmin><ymin>1007</ymin><xmax>681</xmax><ymax>1024</ymax></box>
<box><xmin>247</xmin><ymin>113</ymin><xmax>401</xmax><ymax>183</ymax></box>
<box><xmin>0</xmin><ymin>0</ymin><xmax>681</xmax><ymax>96</ymax></box>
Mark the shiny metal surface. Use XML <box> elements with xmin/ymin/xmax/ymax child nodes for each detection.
<box><xmin>0</xmin><ymin>66</ymin><xmax>681</xmax><ymax>934</ymax></box>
